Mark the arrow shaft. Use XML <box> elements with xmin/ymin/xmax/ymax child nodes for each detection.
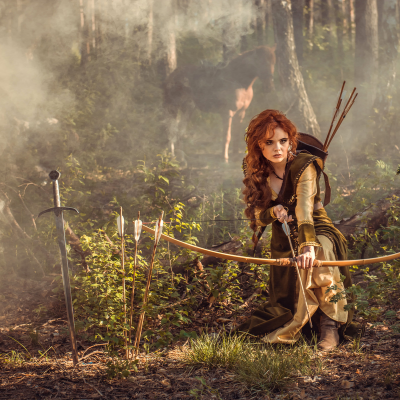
<box><xmin>285</xmin><ymin>230</ymin><xmax>313</xmax><ymax>329</ymax></box>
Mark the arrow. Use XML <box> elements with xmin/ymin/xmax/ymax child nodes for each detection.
<box><xmin>129</xmin><ymin>211</ymin><xmax>142</xmax><ymax>359</ymax></box>
<box><xmin>133</xmin><ymin>211</ymin><xmax>163</xmax><ymax>358</ymax></box>
<box><xmin>282</xmin><ymin>220</ymin><xmax>312</xmax><ymax>328</ymax></box>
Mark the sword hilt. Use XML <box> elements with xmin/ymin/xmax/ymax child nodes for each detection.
<box><xmin>38</xmin><ymin>171</ymin><xmax>79</xmax><ymax>218</ymax></box>
<box><xmin>49</xmin><ymin>170</ymin><xmax>61</xmax><ymax>208</ymax></box>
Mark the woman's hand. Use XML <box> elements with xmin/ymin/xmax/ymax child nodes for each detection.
<box><xmin>296</xmin><ymin>246</ymin><xmax>315</xmax><ymax>269</ymax></box>
<box><xmin>273</xmin><ymin>204</ymin><xmax>293</xmax><ymax>223</ymax></box>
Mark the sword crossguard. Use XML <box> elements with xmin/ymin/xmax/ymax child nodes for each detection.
<box><xmin>38</xmin><ymin>206</ymin><xmax>79</xmax><ymax>218</ymax></box>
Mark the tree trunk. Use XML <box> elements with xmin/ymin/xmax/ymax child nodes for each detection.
<box><xmin>354</xmin><ymin>0</ymin><xmax>379</xmax><ymax>114</ymax></box>
<box><xmin>334</xmin><ymin>0</ymin><xmax>344</xmax><ymax>59</ymax></box>
<box><xmin>291</xmin><ymin>0</ymin><xmax>304</xmax><ymax>65</ymax></box>
<box><xmin>375</xmin><ymin>0</ymin><xmax>398</xmax><ymax>112</ymax></box>
<box><xmin>255</xmin><ymin>0</ymin><xmax>266</xmax><ymax>45</ymax></box>
<box><xmin>156</xmin><ymin>0</ymin><xmax>177</xmax><ymax>78</ymax></box>
<box><xmin>321</xmin><ymin>0</ymin><xmax>335</xmax><ymax>50</ymax></box>
<box><xmin>222</xmin><ymin>17</ymin><xmax>237</xmax><ymax>62</ymax></box>
<box><xmin>240</xmin><ymin>0</ymin><xmax>250</xmax><ymax>52</ymax></box>
<box><xmin>265</xmin><ymin>0</ymin><xmax>272</xmax><ymax>45</ymax></box>
<box><xmin>345</xmin><ymin>0</ymin><xmax>355</xmax><ymax>47</ymax></box>
<box><xmin>146</xmin><ymin>0</ymin><xmax>154</xmax><ymax>64</ymax></box>
<box><xmin>271</xmin><ymin>0</ymin><xmax>321</xmax><ymax>137</ymax></box>
<box><xmin>79</xmin><ymin>0</ymin><xmax>88</xmax><ymax>65</ymax></box>
<box><xmin>305</xmin><ymin>0</ymin><xmax>314</xmax><ymax>42</ymax></box>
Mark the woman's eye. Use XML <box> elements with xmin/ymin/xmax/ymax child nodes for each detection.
<box><xmin>280</xmin><ymin>139</ymin><xmax>288</xmax><ymax>144</ymax></box>
<box><xmin>265</xmin><ymin>141</ymin><xmax>272</xmax><ymax>145</ymax></box>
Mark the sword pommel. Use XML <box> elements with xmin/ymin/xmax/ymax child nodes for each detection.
<box><xmin>49</xmin><ymin>170</ymin><xmax>61</xmax><ymax>180</ymax></box>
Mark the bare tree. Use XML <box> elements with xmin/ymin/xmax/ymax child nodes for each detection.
<box><xmin>334</xmin><ymin>0</ymin><xmax>345</xmax><ymax>59</ymax></box>
<box><xmin>321</xmin><ymin>0</ymin><xmax>335</xmax><ymax>50</ymax></box>
<box><xmin>376</xmin><ymin>0</ymin><xmax>398</xmax><ymax>112</ymax></box>
<box><xmin>265</xmin><ymin>0</ymin><xmax>272</xmax><ymax>44</ymax></box>
<box><xmin>344</xmin><ymin>0</ymin><xmax>355</xmax><ymax>47</ymax></box>
<box><xmin>146</xmin><ymin>0</ymin><xmax>154</xmax><ymax>64</ymax></box>
<box><xmin>355</xmin><ymin>0</ymin><xmax>379</xmax><ymax>112</ymax></box>
<box><xmin>271</xmin><ymin>0</ymin><xmax>321</xmax><ymax>137</ymax></box>
<box><xmin>255</xmin><ymin>0</ymin><xmax>266</xmax><ymax>45</ymax></box>
<box><xmin>304</xmin><ymin>0</ymin><xmax>314</xmax><ymax>42</ymax></box>
<box><xmin>291</xmin><ymin>0</ymin><xmax>304</xmax><ymax>65</ymax></box>
<box><xmin>156</xmin><ymin>0</ymin><xmax>177</xmax><ymax>78</ymax></box>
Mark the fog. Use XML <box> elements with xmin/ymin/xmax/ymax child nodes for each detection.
<box><xmin>0</xmin><ymin>0</ymin><xmax>399</xmax><ymax>330</ymax></box>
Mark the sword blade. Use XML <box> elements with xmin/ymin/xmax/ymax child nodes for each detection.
<box><xmin>54</xmin><ymin>211</ymin><xmax>79</xmax><ymax>366</ymax></box>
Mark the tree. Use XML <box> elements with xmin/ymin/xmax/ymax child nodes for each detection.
<box><xmin>334</xmin><ymin>0</ymin><xmax>345</xmax><ymax>59</ymax></box>
<box><xmin>156</xmin><ymin>0</ymin><xmax>177</xmax><ymax>78</ymax></box>
<box><xmin>271</xmin><ymin>0</ymin><xmax>321</xmax><ymax>137</ymax></box>
<box><xmin>344</xmin><ymin>0</ymin><xmax>355</xmax><ymax>48</ymax></box>
<box><xmin>304</xmin><ymin>0</ymin><xmax>314</xmax><ymax>43</ymax></box>
<box><xmin>354</xmin><ymin>0</ymin><xmax>378</xmax><ymax>113</ymax></box>
<box><xmin>376</xmin><ymin>0</ymin><xmax>398</xmax><ymax>112</ymax></box>
<box><xmin>255</xmin><ymin>0</ymin><xmax>266</xmax><ymax>45</ymax></box>
<box><xmin>291</xmin><ymin>0</ymin><xmax>304</xmax><ymax>65</ymax></box>
<box><xmin>321</xmin><ymin>0</ymin><xmax>335</xmax><ymax>51</ymax></box>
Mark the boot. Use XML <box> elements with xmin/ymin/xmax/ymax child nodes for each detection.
<box><xmin>318</xmin><ymin>313</ymin><xmax>340</xmax><ymax>351</ymax></box>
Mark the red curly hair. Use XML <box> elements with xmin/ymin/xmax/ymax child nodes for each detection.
<box><xmin>243</xmin><ymin>109</ymin><xmax>299</xmax><ymax>231</ymax></box>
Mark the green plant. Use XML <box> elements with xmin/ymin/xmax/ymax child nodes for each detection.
<box><xmin>183</xmin><ymin>332</ymin><xmax>247</xmax><ymax>370</ymax></box>
<box><xmin>106</xmin><ymin>358</ymin><xmax>138</xmax><ymax>379</ymax></box>
<box><xmin>182</xmin><ymin>333</ymin><xmax>322</xmax><ymax>393</ymax></box>
<box><xmin>188</xmin><ymin>376</ymin><xmax>222</xmax><ymax>400</ymax></box>
<box><xmin>0</xmin><ymin>350</ymin><xmax>27</xmax><ymax>366</ymax></box>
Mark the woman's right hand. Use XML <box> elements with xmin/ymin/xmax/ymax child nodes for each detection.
<box><xmin>273</xmin><ymin>204</ymin><xmax>293</xmax><ymax>223</ymax></box>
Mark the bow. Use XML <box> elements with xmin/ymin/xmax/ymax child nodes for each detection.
<box><xmin>142</xmin><ymin>225</ymin><xmax>400</xmax><ymax>267</ymax></box>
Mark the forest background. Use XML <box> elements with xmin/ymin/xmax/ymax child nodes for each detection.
<box><xmin>0</xmin><ymin>0</ymin><xmax>400</xmax><ymax>397</ymax></box>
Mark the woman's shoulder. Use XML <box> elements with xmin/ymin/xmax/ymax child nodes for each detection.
<box><xmin>290</xmin><ymin>152</ymin><xmax>323</xmax><ymax>175</ymax></box>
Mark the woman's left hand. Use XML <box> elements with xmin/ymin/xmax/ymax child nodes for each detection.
<box><xmin>296</xmin><ymin>246</ymin><xmax>315</xmax><ymax>269</ymax></box>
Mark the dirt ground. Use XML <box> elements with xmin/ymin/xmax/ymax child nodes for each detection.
<box><xmin>0</xmin><ymin>275</ymin><xmax>399</xmax><ymax>400</ymax></box>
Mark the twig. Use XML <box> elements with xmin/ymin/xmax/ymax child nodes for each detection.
<box><xmin>82</xmin><ymin>377</ymin><xmax>103</xmax><ymax>397</ymax></box>
<box><xmin>18</xmin><ymin>192</ymin><xmax>37</xmax><ymax>230</ymax></box>
<box><xmin>81</xmin><ymin>343</ymin><xmax>108</xmax><ymax>357</ymax></box>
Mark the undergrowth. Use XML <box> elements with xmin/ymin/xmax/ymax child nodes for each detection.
<box><xmin>181</xmin><ymin>332</ymin><xmax>323</xmax><ymax>393</ymax></box>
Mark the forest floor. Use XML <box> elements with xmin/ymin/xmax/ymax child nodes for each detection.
<box><xmin>0</xmin><ymin>274</ymin><xmax>399</xmax><ymax>400</ymax></box>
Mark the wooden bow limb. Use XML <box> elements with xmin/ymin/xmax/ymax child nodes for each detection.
<box><xmin>142</xmin><ymin>225</ymin><xmax>400</xmax><ymax>267</ymax></box>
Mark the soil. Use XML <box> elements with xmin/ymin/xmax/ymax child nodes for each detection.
<box><xmin>0</xmin><ymin>275</ymin><xmax>399</xmax><ymax>400</ymax></box>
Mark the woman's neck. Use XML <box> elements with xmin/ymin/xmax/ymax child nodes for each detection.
<box><xmin>270</xmin><ymin>158</ymin><xmax>287</xmax><ymax>178</ymax></box>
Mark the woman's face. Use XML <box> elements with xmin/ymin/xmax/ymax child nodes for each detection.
<box><xmin>259</xmin><ymin>127</ymin><xmax>290</xmax><ymax>164</ymax></box>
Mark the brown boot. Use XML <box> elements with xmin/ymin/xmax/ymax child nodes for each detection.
<box><xmin>318</xmin><ymin>313</ymin><xmax>340</xmax><ymax>351</ymax></box>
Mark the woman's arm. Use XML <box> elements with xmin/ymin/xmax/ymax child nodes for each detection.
<box><xmin>295</xmin><ymin>163</ymin><xmax>321</xmax><ymax>269</ymax></box>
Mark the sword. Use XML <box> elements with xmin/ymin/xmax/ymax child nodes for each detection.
<box><xmin>38</xmin><ymin>170</ymin><xmax>79</xmax><ymax>366</ymax></box>
<box><xmin>282</xmin><ymin>220</ymin><xmax>313</xmax><ymax>329</ymax></box>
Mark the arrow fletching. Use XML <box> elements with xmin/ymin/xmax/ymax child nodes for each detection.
<box><xmin>282</xmin><ymin>221</ymin><xmax>290</xmax><ymax>236</ymax></box>
<box><xmin>134</xmin><ymin>219</ymin><xmax>142</xmax><ymax>242</ymax></box>
<box><xmin>117</xmin><ymin>215</ymin><xmax>125</xmax><ymax>237</ymax></box>
<box><xmin>154</xmin><ymin>219</ymin><xmax>163</xmax><ymax>244</ymax></box>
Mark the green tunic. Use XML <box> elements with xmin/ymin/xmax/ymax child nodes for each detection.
<box><xmin>237</xmin><ymin>153</ymin><xmax>361</xmax><ymax>339</ymax></box>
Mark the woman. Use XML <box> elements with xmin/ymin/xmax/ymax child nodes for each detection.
<box><xmin>238</xmin><ymin>109</ymin><xmax>355</xmax><ymax>350</ymax></box>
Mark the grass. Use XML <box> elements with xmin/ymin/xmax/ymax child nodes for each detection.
<box><xmin>0</xmin><ymin>350</ymin><xmax>27</xmax><ymax>366</ymax></box>
<box><xmin>180</xmin><ymin>332</ymin><xmax>323</xmax><ymax>393</ymax></box>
